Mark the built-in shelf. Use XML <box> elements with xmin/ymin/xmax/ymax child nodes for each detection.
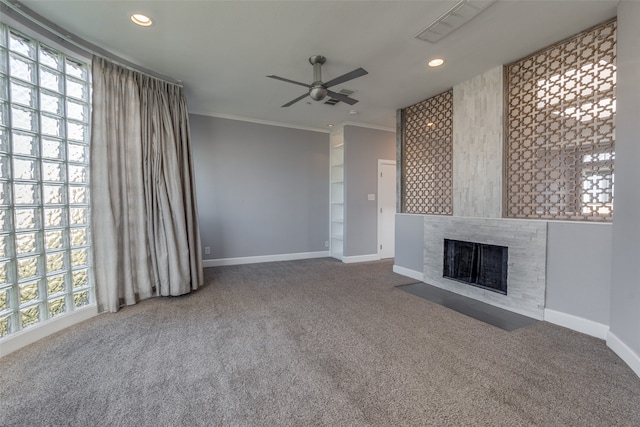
<box><xmin>331</xmin><ymin>220</ymin><xmax>344</xmax><ymax>238</ymax></box>
<box><xmin>331</xmin><ymin>165</ymin><xmax>344</xmax><ymax>181</ymax></box>
<box><xmin>330</xmin><ymin>130</ymin><xmax>345</xmax><ymax>261</ymax></box>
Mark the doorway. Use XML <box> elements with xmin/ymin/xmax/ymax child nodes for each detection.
<box><xmin>378</xmin><ymin>160</ymin><xmax>396</xmax><ymax>259</ymax></box>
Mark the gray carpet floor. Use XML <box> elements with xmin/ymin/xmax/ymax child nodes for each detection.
<box><xmin>1</xmin><ymin>258</ymin><xmax>639</xmax><ymax>426</ymax></box>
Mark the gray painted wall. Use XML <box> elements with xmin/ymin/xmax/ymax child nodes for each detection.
<box><xmin>546</xmin><ymin>222</ymin><xmax>612</xmax><ymax>325</ymax></box>
<box><xmin>190</xmin><ymin>114</ymin><xmax>330</xmax><ymax>259</ymax></box>
<box><xmin>343</xmin><ymin>125</ymin><xmax>395</xmax><ymax>257</ymax></box>
<box><xmin>394</xmin><ymin>214</ymin><xmax>424</xmax><ymax>272</ymax></box>
<box><xmin>610</xmin><ymin>3</ymin><xmax>640</xmax><ymax>357</ymax></box>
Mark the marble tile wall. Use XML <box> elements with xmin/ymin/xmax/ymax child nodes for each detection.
<box><xmin>452</xmin><ymin>66</ymin><xmax>503</xmax><ymax>218</ymax></box>
<box><xmin>424</xmin><ymin>216</ymin><xmax>547</xmax><ymax>319</ymax></box>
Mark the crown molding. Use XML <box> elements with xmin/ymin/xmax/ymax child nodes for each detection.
<box><xmin>188</xmin><ymin>111</ymin><xmax>331</xmax><ymax>134</ymax></box>
<box><xmin>339</xmin><ymin>121</ymin><xmax>396</xmax><ymax>133</ymax></box>
<box><xmin>187</xmin><ymin>112</ymin><xmax>397</xmax><ymax>135</ymax></box>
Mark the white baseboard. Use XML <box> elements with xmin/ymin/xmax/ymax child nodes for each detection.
<box><xmin>202</xmin><ymin>251</ymin><xmax>330</xmax><ymax>267</ymax></box>
<box><xmin>393</xmin><ymin>265</ymin><xmax>424</xmax><ymax>282</ymax></box>
<box><xmin>341</xmin><ymin>254</ymin><xmax>380</xmax><ymax>264</ymax></box>
<box><xmin>0</xmin><ymin>305</ymin><xmax>98</xmax><ymax>358</ymax></box>
<box><xmin>607</xmin><ymin>331</ymin><xmax>640</xmax><ymax>379</ymax></box>
<box><xmin>485</xmin><ymin>300</ymin><xmax>543</xmax><ymax>321</ymax></box>
<box><xmin>544</xmin><ymin>308</ymin><xmax>609</xmax><ymax>340</ymax></box>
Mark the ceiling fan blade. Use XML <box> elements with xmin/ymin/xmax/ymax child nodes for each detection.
<box><xmin>281</xmin><ymin>93</ymin><xmax>309</xmax><ymax>107</ymax></box>
<box><xmin>324</xmin><ymin>67</ymin><xmax>368</xmax><ymax>88</ymax></box>
<box><xmin>326</xmin><ymin>90</ymin><xmax>359</xmax><ymax>105</ymax></box>
<box><xmin>267</xmin><ymin>75</ymin><xmax>311</xmax><ymax>88</ymax></box>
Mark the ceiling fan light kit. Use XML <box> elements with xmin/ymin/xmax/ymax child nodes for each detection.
<box><xmin>267</xmin><ymin>55</ymin><xmax>368</xmax><ymax>107</ymax></box>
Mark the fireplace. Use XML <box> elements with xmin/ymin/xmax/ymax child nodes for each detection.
<box><xmin>423</xmin><ymin>217</ymin><xmax>546</xmax><ymax>319</ymax></box>
<box><xmin>443</xmin><ymin>239</ymin><xmax>508</xmax><ymax>295</ymax></box>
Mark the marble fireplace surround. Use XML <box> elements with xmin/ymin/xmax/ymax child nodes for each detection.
<box><xmin>423</xmin><ymin>216</ymin><xmax>547</xmax><ymax>319</ymax></box>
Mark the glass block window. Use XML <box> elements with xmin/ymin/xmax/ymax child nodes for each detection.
<box><xmin>0</xmin><ymin>23</ymin><xmax>93</xmax><ymax>338</ymax></box>
<box><xmin>504</xmin><ymin>19</ymin><xmax>616</xmax><ymax>221</ymax></box>
<box><xmin>400</xmin><ymin>90</ymin><xmax>453</xmax><ymax>214</ymax></box>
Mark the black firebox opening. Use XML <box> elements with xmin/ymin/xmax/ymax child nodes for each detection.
<box><xmin>443</xmin><ymin>239</ymin><xmax>508</xmax><ymax>295</ymax></box>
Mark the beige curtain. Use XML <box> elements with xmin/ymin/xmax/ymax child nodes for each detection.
<box><xmin>91</xmin><ymin>57</ymin><xmax>203</xmax><ymax>313</ymax></box>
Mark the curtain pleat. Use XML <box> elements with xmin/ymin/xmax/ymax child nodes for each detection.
<box><xmin>91</xmin><ymin>58</ymin><xmax>203</xmax><ymax>312</ymax></box>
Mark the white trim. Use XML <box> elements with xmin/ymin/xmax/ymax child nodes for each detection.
<box><xmin>202</xmin><ymin>251</ymin><xmax>330</xmax><ymax>267</ymax></box>
<box><xmin>393</xmin><ymin>265</ymin><xmax>424</xmax><ymax>282</ymax></box>
<box><xmin>341</xmin><ymin>254</ymin><xmax>381</xmax><ymax>264</ymax></box>
<box><xmin>544</xmin><ymin>308</ymin><xmax>609</xmax><ymax>339</ymax></box>
<box><xmin>607</xmin><ymin>331</ymin><xmax>640</xmax><ymax>379</ymax></box>
<box><xmin>340</xmin><ymin>121</ymin><xmax>396</xmax><ymax>133</ymax></box>
<box><xmin>378</xmin><ymin>159</ymin><xmax>396</xmax><ymax>259</ymax></box>
<box><xmin>185</xmin><ymin>114</ymin><xmax>398</xmax><ymax>136</ymax></box>
<box><xmin>188</xmin><ymin>112</ymin><xmax>330</xmax><ymax>134</ymax></box>
<box><xmin>491</xmin><ymin>302</ymin><xmax>544</xmax><ymax>321</ymax></box>
<box><xmin>0</xmin><ymin>305</ymin><xmax>98</xmax><ymax>357</ymax></box>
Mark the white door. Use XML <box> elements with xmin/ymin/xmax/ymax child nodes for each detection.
<box><xmin>378</xmin><ymin>160</ymin><xmax>396</xmax><ymax>259</ymax></box>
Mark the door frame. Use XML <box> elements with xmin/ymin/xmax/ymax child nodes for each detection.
<box><xmin>378</xmin><ymin>159</ymin><xmax>396</xmax><ymax>259</ymax></box>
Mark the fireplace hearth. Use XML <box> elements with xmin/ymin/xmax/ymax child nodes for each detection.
<box><xmin>443</xmin><ymin>239</ymin><xmax>508</xmax><ymax>294</ymax></box>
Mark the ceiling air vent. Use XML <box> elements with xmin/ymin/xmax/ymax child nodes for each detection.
<box><xmin>325</xmin><ymin>89</ymin><xmax>354</xmax><ymax>105</ymax></box>
<box><xmin>415</xmin><ymin>0</ymin><xmax>496</xmax><ymax>44</ymax></box>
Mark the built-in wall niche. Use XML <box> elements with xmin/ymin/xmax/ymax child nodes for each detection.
<box><xmin>443</xmin><ymin>239</ymin><xmax>508</xmax><ymax>295</ymax></box>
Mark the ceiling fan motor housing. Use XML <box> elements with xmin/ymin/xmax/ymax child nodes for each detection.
<box><xmin>309</xmin><ymin>83</ymin><xmax>328</xmax><ymax>101</ymax></box>
<box><xmin>308</xmin><ymin>55</ymin><xmax>328</xmax><ymax>101</ymax></box>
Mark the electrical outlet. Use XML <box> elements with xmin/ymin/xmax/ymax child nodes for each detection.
<box><xmin>204</xmin><ymin>246</ymin><xmax>210</xmax><ymax>255</ymax></box>
<box><xmin>324</xmin><ymin>241</ymin><xmax>329</xmax><ymax>248</ymax></box>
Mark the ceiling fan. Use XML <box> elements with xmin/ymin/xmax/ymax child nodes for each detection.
<box><xmin>267</xmin><ymin>55</ymin><xmax>368</xmax><ymax>107</ymax></box>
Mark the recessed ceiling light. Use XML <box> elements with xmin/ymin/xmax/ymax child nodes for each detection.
<box><xmin>428</xmin><ymin>58</ymin><xmax>445</xmax><ymax>67</ymax></box>
<box><xmin>327</xmin><ymin>124</ymin><xmax>334</xmax><ymax>128</ymax></box>
<box><xmin>131</xmin><ymin>14</ymin><xmax>153</xmax><ymax>27</ymax></box>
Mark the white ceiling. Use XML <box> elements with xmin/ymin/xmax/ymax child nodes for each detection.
<box><xmin>18</xmin><ymin>0</ymin><xmax>617</xmax><ymax>131</ymax></box>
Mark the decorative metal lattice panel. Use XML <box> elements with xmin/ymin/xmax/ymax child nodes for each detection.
<box><xmin>401</xmin><ymin>90</ymin><xmax>453</xmax><ymax>214</ymax></box>
<box><xmin>505</xmin><ymin>19</ymin><xmax>616</xmax><ymax>221</ymax></box>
